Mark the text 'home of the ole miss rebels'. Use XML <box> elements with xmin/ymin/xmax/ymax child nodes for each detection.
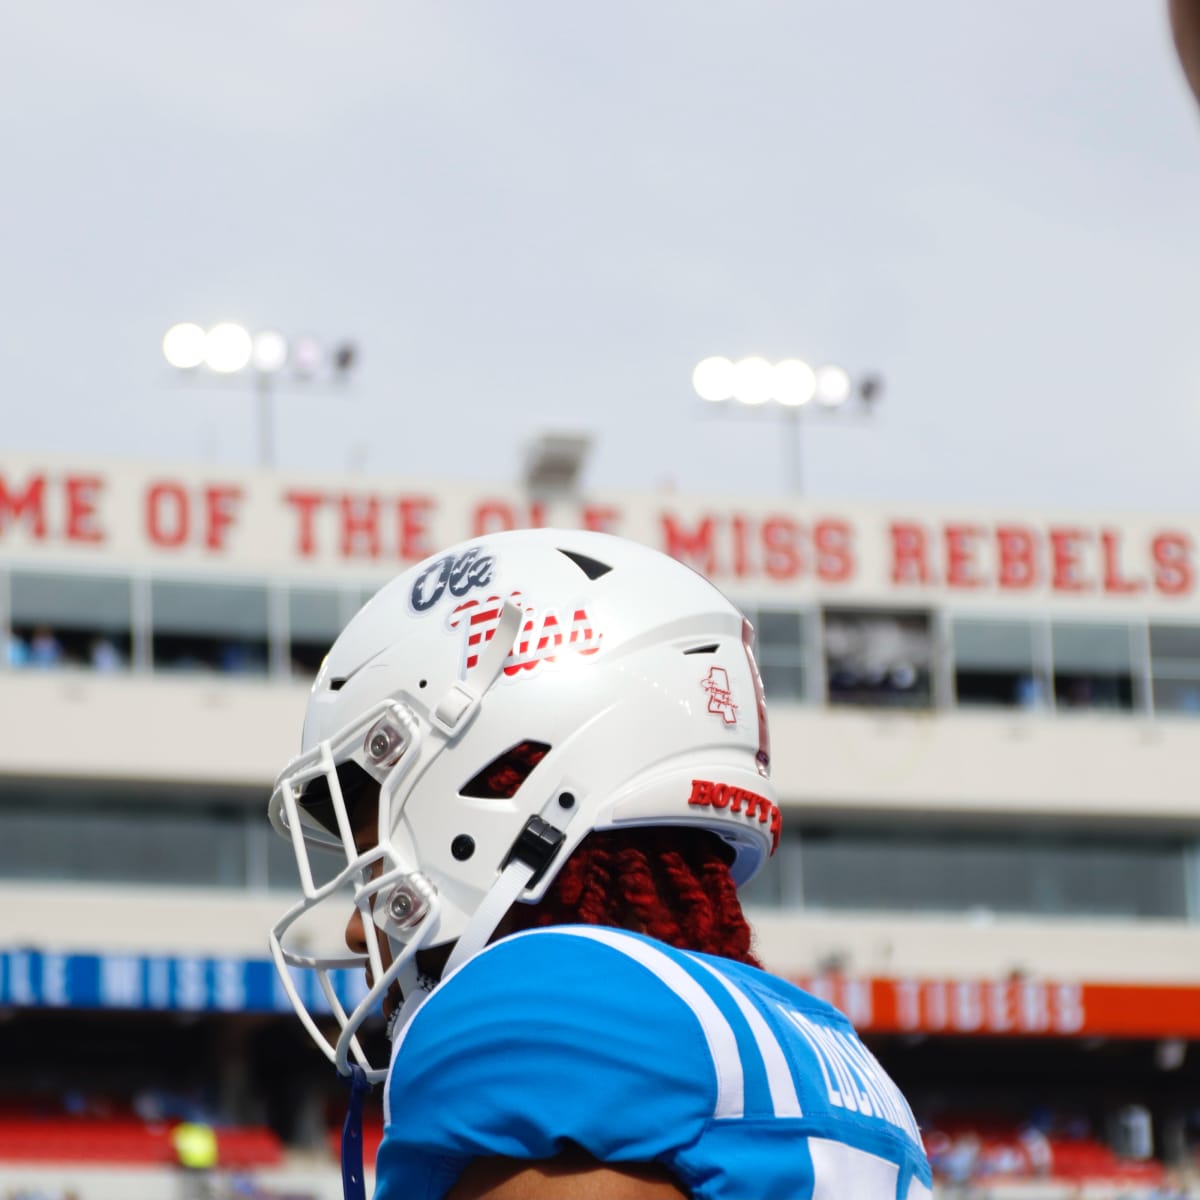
<box><xmin>0</xmin><ymin>466</ymin><xmax>1195</xmax><ymax>599</ymax></box>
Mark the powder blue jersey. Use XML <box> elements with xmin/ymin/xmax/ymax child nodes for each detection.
<box><xmin>375</xmin><ymin>926</ymin><xmax>931</xmax><ymax>1200</ymax></box>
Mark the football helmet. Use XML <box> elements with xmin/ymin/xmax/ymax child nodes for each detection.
<box><xmin>268</xmin><ymin>528</ymin><xmax>778</xmax><ymax>1080</ymax></box>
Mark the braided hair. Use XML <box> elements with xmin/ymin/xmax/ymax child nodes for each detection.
<box><xmin>509</xmin><ymin>826</ymin><xmax>761</xmax><ymax>967</ymax></box>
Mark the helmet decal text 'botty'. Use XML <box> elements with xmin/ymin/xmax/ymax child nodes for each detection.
<box><xmin>448</xmin><ymin>591</ymin><xmax>602</xmax><ymax>677</ymax></box>
<box><xmin>410</xmin><ymin>547</ymin><xmax>495</xmax><ymax>612</ymax></box>
<box><xmin>701</xmin><ymin>666</ymin><xmax>738</xmax><ymax>725</ymax></box>
<box><xmin>688</xmin><ymin>778</ymin><xmax>781</xmax><ymax>853</ymax></box>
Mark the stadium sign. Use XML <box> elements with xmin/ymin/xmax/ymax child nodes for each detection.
<box><xmin>0</xmin><ymin>947</ymin><xmax>366</xmax><ymax>1016</ymax></box>
<box><xmin>1</xmin><ymin>456</ymin><xmax>1198</xmax><ymax>611</ymax></box>
<box><xmin>794</xmin><ymin>973</ymin><xmax>1200</xmax><ymax>1039</ymax></box>
<box><xmin>2</xmin><ymin>947</ymin><xmax>1199</xmax><ymax>1039</ymax></box>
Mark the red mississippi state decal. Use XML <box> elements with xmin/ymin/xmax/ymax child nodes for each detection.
<box><xmin>688</xmin><ymin>778</ymin><xmax>781</xmax><ymax>853</ymax></box>
<box><xmin>701</xmin><ymin>666</ymin><xmax>737</xmax><ymax>724</ymax></box>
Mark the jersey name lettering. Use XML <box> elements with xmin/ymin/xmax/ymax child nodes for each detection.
<box><xmin>783</xmin><ymin>1009</ymin><xmax>922</xmax><ymax>1147</ymax></box>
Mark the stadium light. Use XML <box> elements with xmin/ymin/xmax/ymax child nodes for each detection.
<box><xmin>251</xmin><ymin>330</ymin><xmax>288</xmax><ymax>374</ymax></box>
<box><xmin>774</xmin><ymin>360</ymin><xmax>817</xmax><ymax>407</ymax></box>
<box><xmin>292</xmin><ymin>336</ymin><xmax>322</xmax><ymax>378</ymax></box>
<box><xmin>693</xmin><ymin>356</ymin><xmax>737</xmax><ymax>403</ymax></box>
<box><xmin>814</xmin><ymin>364</ymin><xmax>852</xmax><ymax>407</ymax></box>
<box><xmin>162</xmin><ymin>323</ymin><xmax>206</xmax><ymax>370</ymax></box>
<box><xmin>204</xmin><ymin>323</ymin><xmax>253</xmax><ymax>374</ymax></box>
<box><xmin>730</xmin><ymin>357</ymin><xmax>774</xmax><ymax>406</ymax></box>
<box><xmin>162</xmin><ymin>323</ymin><xmax>360</xmax><ymax>467</ymax></box>
<box><xmin>693</xmin><ymin>354</ymin><xmax>881</xmax><ymax>493</ymax></box>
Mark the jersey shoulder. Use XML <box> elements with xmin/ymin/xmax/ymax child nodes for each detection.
<box><xmin>376</xmin><ymin>927</ymin><xmax>729</xmax><ymax>1199</ymax></box>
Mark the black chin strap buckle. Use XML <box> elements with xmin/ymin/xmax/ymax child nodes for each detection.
<box><xmin>503</xmin><ymin>815</ymin><xmax>565</xmax><ymax>887</ymax></box>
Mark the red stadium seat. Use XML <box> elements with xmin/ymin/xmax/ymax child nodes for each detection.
<box><xmin>216</xmin><ymin>1125</ymin><xmax>285</xmax><ymax>1167</ymax></box>
<box><xmin>0</xmin><ymin>1115</ymin><xmax>283</xmax><ymax>1166</ymax></box>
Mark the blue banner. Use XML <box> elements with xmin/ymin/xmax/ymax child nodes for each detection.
<box><xmin>0</xmin><ymin>949</ymin><xmax>371</xmax><ymax>1015</ymax></box>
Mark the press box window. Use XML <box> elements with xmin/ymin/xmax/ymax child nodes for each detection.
<box><xmin>1051</xmin><ymin>622</ymin><xmax>1135</xmax><ymax>711</ymax></box>
<box><xmin>823</xmin><ymin>608</ymin><xmax>933</xmax><ymax>709</ymax></box>
<box><xmin>151</xmin><ymin>580</ymin><xmax>269</xmax><ymax>674</ymax></box>
<box><xmin>797</xmin><ymin>826</ymin><xmax>1187</xmax><ymax>920</ymax></box>
<box><xmin>8</xmin><ymin>571</ymin><xmax>132</xmax><ymax>670</ymax></box>
<box><xmin>288</xmin><ymin>587</ymin><xmax>345</xmax><ymax>678</ymax></box>
<box><xmin>1149</xmin><ymin>624</ymin><xmax>1200</xmax><ymax>714</ymax></box>
<box><xmin>952</xmin><ymin>618</ymin><xmax>1046</xmax><ymax>709</ymax></box>
<box><xmin>0</xmin><ymin>803</ymin><xmax>247</xmax><ymax>888</ymax></box>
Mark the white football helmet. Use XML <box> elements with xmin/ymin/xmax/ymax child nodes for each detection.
<box><xmin>268</xmin><ymin>528</ymin><xmax>779</xmax><ymax>1080</ymax></box>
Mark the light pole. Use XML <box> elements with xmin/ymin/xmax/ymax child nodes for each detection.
<box><xmin>162</xmin><ymin>323</ymin><xmax>358</xmax><ymax>467</ymax></box>
<box><xmin>693</xmin><ymin>356</ymin><xmax>881</xmax><ymax>494</ymax></box>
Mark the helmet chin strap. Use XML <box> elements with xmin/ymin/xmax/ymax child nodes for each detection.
<box><xmin>443</xmin><ymin>858</ymin><xmax>537</xmax><ymax>979</ymax></box>
<box><xmin>386</xmin><ymin>859</ymin><xmax>537</xmax><ymax>1039</ymax></box>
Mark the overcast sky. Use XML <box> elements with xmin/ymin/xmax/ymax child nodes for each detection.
<box><xmin>2</xmin><ymin>3</ymin><xmax>1199</xmax><ymax>512</ymax></box>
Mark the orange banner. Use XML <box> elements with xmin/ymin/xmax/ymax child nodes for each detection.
<box><xmin>790</xmin><ymin>975</ymin><xmax>1200</xmax><ymax>1039</ymax></box>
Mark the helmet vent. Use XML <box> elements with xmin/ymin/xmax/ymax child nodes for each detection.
<box><xmin>558</xmin><ymin>548</ymin><xmax>613</xmax><ymax>580</ymax></box>
<box><xmin>329</xmin><ymin>678</ymin><xmax>348</xmax><ymax>691</ymax></box>
<box><xmin>683</xmin><ymin>643</ymin><xmax>719</xmax><ymax>655</ymax></box>
<box><xmin>460</xmin><ymin>740</ymin><xmax>551</xmax><ymax>800</ymax></box>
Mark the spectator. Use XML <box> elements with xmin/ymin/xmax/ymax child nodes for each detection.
<box><xmin>4</xmin><ymin>634</ymin><xmax>29</xmax><ymax>668</ymax></box>
<box><xmin>28</xmin><ymin>627</ymin><xmax>63</xmax><ymax>669</ymax></box>
<box><xmin>90</xmin><ymin>635</ymin><xmax>122</xmax><ymax>672</ymax></box>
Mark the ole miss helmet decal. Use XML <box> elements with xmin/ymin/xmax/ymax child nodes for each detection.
<box><xmin>448</xmin><ymin>590</ymin><xmax>602</xmax><ymax>677</ymax></box>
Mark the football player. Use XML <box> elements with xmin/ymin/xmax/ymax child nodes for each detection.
<box><xmin>268</xmin><ymin>529</ymin><xmax>931</xmax><ymax>1199</ymax></box>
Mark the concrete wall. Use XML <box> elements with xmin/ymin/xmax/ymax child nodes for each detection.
<box><xmin>3</xmin><ymin>674</ymin><xmax>1199</xmax><ymax>985</ymax></box>
<box><xmin>2</xmin><ymin>879</ymin><xmax>1197</xmax><ymax>985</ymax></box>
<box><xmin>5</xmin><ymin>673</ymin><xmax>1200</xmax><ymax>824</ymax></box>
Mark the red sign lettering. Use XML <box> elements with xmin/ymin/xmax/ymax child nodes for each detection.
<box><xmin>1049</xmin><ymin>527</ymin><xmax>1089</xmax><ymax>592</ymax></box>
<box><xmin>784</xmin><ymin>975</ymin><xmax>1200</xmax><ymax>1040</ymax></box>
<box><xmin>64</xmin><ymin>474</ymin><xmax>105</xmax><ymax>544</ymax></box>
<box><xmin>145</xmin><ymin>482</ymin><xmax>189</xmax><ymax>547</ymax></box>
<box><xmin>730</xmin><ymin>513</ymin><xmax>752</xmax><ymax>579</ymax></box>
<box><xmin>284</xmin><ymin>490</ymin><xmax>324</xmax><ymax>557</ymax></box>
<box><xmin>662</xmin><ymin>513</ymin><xmax>717</xmax><ymax>575</ymax></box>
<box><xmin>890</xmin><ymin>522</ymin><xmax>933</xmax><ymax>585</ymax></box>
<box><xmin>581</xmin><ymin>504</ymin><xmax>620</xmax><ymax>534</ymax></box>
<box><xmin>396</xmin><ymin>496</ymin><xmax>433</xmax><ymax>561</ymax></box>
<box><xmin>996</xmin><ymin>525</ymin><xmax>1038</xmax><ymax>589</ymax></box>
<box><xmin>0</xmin><ymin>473</ymin><xmax>46</xmax><ymax>539</ymax></box>
<box><xmin>146</xmin><ymin>481</ymin><xmax>242</xmax><ymax>552</ymax></box>
<box><xmin>762</xmin><ymin>516</ymin><xmax>802</xmax><ymax>581</ymax></box>
<box><xmin>203</xmin><ymin>485</ymin><xmax>242</xmax><ymax>551</ymax></box>
<box><xmin>339</xmin><ymin>494</ymin><xmax>381</xmax><ymax>559</ymax></box>
<box><xmin>944</xmin><ymin>524</ymin><xmax>984</xmax><ymax>589</ymax></box>
<box><xmin>1100</xmin><ymin>528</ymin><xmax>1143</xmax><ymax>594</ymax></box>
<box><xmin>1153</xmin><ymin>531</ymin><xmax>1193</xmax><ymax>596</ymax></box>
<box><xmin>814</xmin><ymin>519</ymin><xmax>854</xmax><ymax>583</ymax></box>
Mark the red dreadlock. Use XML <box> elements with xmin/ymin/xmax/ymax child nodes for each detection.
<box><xmin>509</xmin><ymin>826</ymin><xmax>761</xmax><ymax>967</ymax></box>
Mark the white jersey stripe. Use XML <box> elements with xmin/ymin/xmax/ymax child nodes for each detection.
<box><xmin>551</xmin><ymin>927</ymin><xmax>745</xmax><ymax>1120</ymax></box>
<box><xmin>686</xmin><ymin>953</ymin><xmax>803</xmax><ymax>1119</ymax></box>
<box><xmin>809</xmin><ymin>1137</ymin><xmax>900</xmax><ymax>1199</ymax></box>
